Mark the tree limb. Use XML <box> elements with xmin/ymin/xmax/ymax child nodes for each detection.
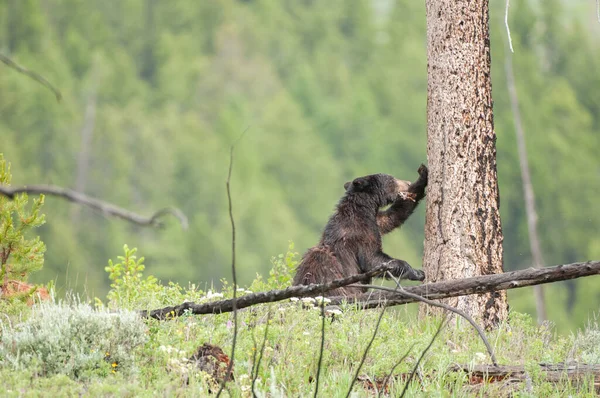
<box><xmin>450</xmin><ymin>363</ymin><xmax>600</xmax><ymax>386</ymax></box>
<box><xmin>0</xmin><ymin>185</ymin><xmax>188</xmax><ymax>229</ymax></box>
<box><xmin>140</xmin><ymin>263</ymin><xmax>397</xmax><ymax>319</ymax></box>
<box><xmin>355</xmin><ymin>281</ymin><xmax>497</xmax><ymax>366</ymax></box>
<box><xmin>333</xmin><ymin>261</ymin><xmax>599</xmax><ymax>310</ymax></box>
<box><xmin>0</xmin><ymin>54</ymin><xmax>62</xmax><ymax>101</ymax></box>
<box><xmin>140</xmin><ymin>261</ymin><xmax>600</xmax><ymax>320</ymax></box>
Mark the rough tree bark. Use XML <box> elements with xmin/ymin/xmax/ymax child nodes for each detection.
<box><xmin>422</xmin><ymin>0</ymin><xmax>508</xmax><ymax>328</ymax></box>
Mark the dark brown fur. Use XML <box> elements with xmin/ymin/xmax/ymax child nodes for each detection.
<box><xmin>293</xmin><ymin>165</ymin><xmax>428</xmax><ymax>296</ymax></box>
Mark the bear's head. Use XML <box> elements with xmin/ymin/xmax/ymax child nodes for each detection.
<box><xmin>343</xmin><ymin>174</ymin><xmax>411</xmax><ymax>208</ymax></box>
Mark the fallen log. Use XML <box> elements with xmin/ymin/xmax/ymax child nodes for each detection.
<box><xmin>140</xmin><ymin>260</ymin><xmax>599</xmax><ymax>320</ymax></box>
<box><xmin>450</xmin><ymin>363</ymin><xmax>600</xmax><ymax>392</ymax></box>
<box><xmin>328</xmin><ymin>260</ymin><xmax>600</xmax><ymax>309</ymax></box>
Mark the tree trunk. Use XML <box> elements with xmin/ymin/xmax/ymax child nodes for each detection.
<box><xmin>421</xmin><ymin>0</ymin><xmax>508</xmax><ymax>328</ymax></box>
<box><xmin>70</xmin><ymin>80</ymin><xmax>97</xmax><ymax>223</ymax></box>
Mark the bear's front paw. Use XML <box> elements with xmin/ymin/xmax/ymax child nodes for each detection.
<box><xmin>417</xmin><ymin>164</ymin><xmax>428</xmax><ymax>182</ymax></box>
<box><xmin>409</xmin><ymin>164</ymin><xmax>428</xmax><ymax>196</ymax></box>
<box><xmin>410</xmin><ymin>269</ymin><xmax>426</xmax><ymax>282</ymax></box>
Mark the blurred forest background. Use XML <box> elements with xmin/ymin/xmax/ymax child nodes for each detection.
<box><xmin>0</xmin><ymin>0</ymin><xmax>598</xmax><ymax>332</ymax></box>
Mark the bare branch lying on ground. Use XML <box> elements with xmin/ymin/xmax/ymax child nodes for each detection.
<box><xmin>0</xmin><ymin>54</ymin><xmax>62</xmax><ymax>101</ymax></box>
<box><xmin>450</xmin><ymin>363</ymin><xmax>600</xmax><ymax>391</ymax></box>
<box><xmin>0</xmin><ymin>185</ymin><xmax>188</xmax><ymax>229</ymax></box>
<box><xmin>141</xmin><ymin>263</ymin><xmax>396</xmax><ymax>319</ymax></box>
<box><xmin>140</xmin><ymin>261</ymin><xmax>600</xmax><ymax>320</ymax></box>
<box><xmin>332</xmin><ymin>260</ymin><xmax>600</xmax><ymax>309</ymax></box>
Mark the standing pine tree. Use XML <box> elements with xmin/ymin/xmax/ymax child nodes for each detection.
<box><xmin>421</xmin><ymin>0</ymin><xmax>508</xmax><ymax>329</ymax></box>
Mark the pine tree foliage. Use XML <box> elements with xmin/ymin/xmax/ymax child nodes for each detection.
<box><xmin>0</xmin><ymin>0</ymin><xmax>597</xmax><ymax>330</ymax></box>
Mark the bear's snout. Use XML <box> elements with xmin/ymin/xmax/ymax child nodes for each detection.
<box><xmin>394</xmin><ymin>179</ymin><xmax>411</xmax><ymax>193</ymax></box>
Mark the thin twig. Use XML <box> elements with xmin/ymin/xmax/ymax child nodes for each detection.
<box><xmin>378</xmin><ymin>343</ymin><xmax>416</xmax><ymax>398</ymax></box>
<box><xmin>0</xmin><ymin>185</ymin><xmax>188</xmax><ymax>229</ymax></box>
<box><xmin>314</xmin><ymin>291</ymin><xmax>326</xmax><ymax>398</ymax></box>
<box><xmin>358</xmin><ymin>275</ymin><xmax>497</xmax><ymax>366</ymax></box>
<box><xmin>216</xmin><ymin>127</ymin><xmax>249</xmax><ymax>397</ymax></box>
<box><xmin>251</xmin><ymin>309</ymin><xmax>271</xmax><ymax>398</ymax></box>
<box><xmin>0</xmin><ymin>54</ymin><xmax>62</xmax><ymax>101</ymax></box>
<box><xmin>399</xmin><ymin>317</ymin><xmax>447</xmax><ymax>398</ymax></box>
<box><xmin>345</xmin><ymin>304</ymin><xmax>388</xmax><ymax>398</ymax></box>
<box><xmin>505</xmin><ymin>0</ymin><xmax>514</xmax><ymax>53</ymax></box>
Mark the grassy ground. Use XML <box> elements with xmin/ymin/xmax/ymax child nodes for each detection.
<box><xmin>1</xmin><ymin>295</ymin><xmax>599</xmax><ymax>397</ymax></box>
<box><xmin>1</xmin><ymin>247</ymin><xmax>599</xmax><ymax>397</ymax></box>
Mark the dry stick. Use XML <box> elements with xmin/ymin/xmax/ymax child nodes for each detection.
<box><xmin>140</xmin><ymin>262</ymin><xmax>397</xmax><ymax>319</ymax></box>
<box><xmin>345</xmin><ymin>303</ymin><xmax>389</xmax><ymax>398</ymax></box>
<box><xmin>504</xmin><ymin>38</ymin><xmax>547</xmax><ymax>324</ymax></box>
<box><xmin>251</xmin><ymin>309</ymin><xmax>271</xmax><ymax>398</ymax></box>
<box><xmin>0</xmin><ymin>185</ymin><xmax>188</xmax><ymax>229</ymax></box>
<box><xmin>378</xmin><ymin>343</ymin><xmax>416</xmax><ymax>398</ymax></box>
<box><xmin>314</xmin><ymin>293</ymin><xmax>326</xmax><ymax>398</ymax></box>
<box><xmin>361</xmin><ymin>275</ymin><xmax>497</xmax><ymax>366</ymax></box>
<box><xmin>140</xmin><ymin>261</ymin><xmax>600</xmax><ymax>319</ymax></box>
<box><xmin>504</xmin><ymin>0</ymin><xmax>514</xmax><ymax>53</ymax></box>
<box><xmin>215</xmin><ymin>128</ymin><xmax>248</xmax><ymax>398</ymax></box>
<box><xmin>399</xmin><ymin>316</ymin><xmax>447</xmax><ymax>398</ymax></box>
<box><xmin>0</xmin><ymin>54</ymin><xmax>62</xmax><ymax>101</ymax></box>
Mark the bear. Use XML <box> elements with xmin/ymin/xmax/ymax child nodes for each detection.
<box><xmin>292</xmin><ymin>165</ymin><xmax>428</xmax><ymax>297</ymax></box>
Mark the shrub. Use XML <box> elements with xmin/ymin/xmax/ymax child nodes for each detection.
<box><xmin>0</xmin><ymin>298</ymin><xmax>148</xmax><ymax>379</ymax></box>
<box><xmin>0</xmin><ymin>154</ymin><xmax>47</xmax><ymax>308</ymax></box>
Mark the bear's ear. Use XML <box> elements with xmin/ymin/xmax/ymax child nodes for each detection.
<box><xmin>344</xmin><ymin>181</ymin><xmax>351</xmax><ymax>191</ymax></box>
<box><xmin>351</xmin><ymin>177</ymin><xmax>370</xmax><ymax>191</ymax></box>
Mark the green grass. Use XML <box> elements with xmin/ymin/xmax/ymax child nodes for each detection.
<box><xmin>1</xmin><ymin>296</ymin><xmax>598</xmax><ymax>397</ymax></box>
<box><xmin>1</xmin><ymin>246</ymin><xmax>598</xmax><ymax>397</ymax></box>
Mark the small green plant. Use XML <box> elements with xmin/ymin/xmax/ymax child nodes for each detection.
<box><xmin>247</xmin><ymin>241</ymin><xmax>299</xmax><ymax>293</ymax></box>
<box><xmin>268</xmin><ymin>241</ymin><xmax>299</xmax><ymax>288</ymax></box>
<box><xmin>104</xmin><ymin>244</ymin><xmax>161</xmax><ymax>309</ymax></box>
<box><xmin>0</xmin><ymin>154</ymin><xmax>46</xmax><ymax>305</ymax></box>
<box><xmin>0</xmin><ymin>298</ymin><xmax>148</xmax><ymax>379</ymax></box>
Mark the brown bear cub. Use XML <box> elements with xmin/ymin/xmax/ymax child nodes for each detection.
<box><xmin>292</xmin><ymin>165</ymin><xmax>428</xmax><ymax>296</ymax></box>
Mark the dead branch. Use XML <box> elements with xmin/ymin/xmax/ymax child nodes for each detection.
<box><xmin>140</xmin><ymin>263</ymin><xmax>397</xmax><ymax>319</ymax></box>
<box><xmin>369</xmin><ymin>271</ymin><xmax>498</xmax><ymax>366</ymax></box>
<box><xmin>141</xmin><ymin>261</ymin><xmax>600</xmax><ymax>320</ymax></box>
<box><xmin>0</xmin><ymin>54</ymin><xmax>62</xmax><ymax>101</ymax></box>
<box><xmin>450</xmin><ymin>363</ymin><xmax>600</xmax><ymax>391</ymax></box>
<box><xmin>216</xmin><ymin>128</ymin><xmax>248</xmax><ymax>397</ymax></box>
<box><xmin>333</xmin><ymin>260</ymin><xmax>600</xmax><ymax>309</ymax></box>
<box><xmin>0</xmin><ymin>185</ymin><xmax>188</xmax><ymax>229</ymax></box>
<box><xmin>251</xmin><ymin>309</ymin><xmax>271</xmax><ymax>397</ymax></box>
<box><xmin>504</xmin><ymin>26</ymin><xmax>547</xmax><ymax>324</ymax></box>
<box><xmin>314</xmin><ymin>292</ymin><xmax>326</xmax><ymax>398</ymax></box>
